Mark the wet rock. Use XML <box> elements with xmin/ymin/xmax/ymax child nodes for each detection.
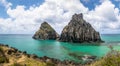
<box><xmin>7</xmin><ymin>49</ymin><xmax>17</xmax><ymax>55</ymax></box>
<box><xmin>22</xmin><ymin>51</ymin><xmax>27</xmax><ymax>54</ymax></box>
<box><xmin>82</xmin><ymin>55</ymin><xmax>96</xmax><ymax>63</ymax></box>
<box><xmin>26</xmin><ymin>54</ymin><xmax>30</xmax><ymax>58</ymax></box>
<box><xmin>31</xmin><ymin>54</ymin><xmax>38</xmax><ymax>59</ymax></box>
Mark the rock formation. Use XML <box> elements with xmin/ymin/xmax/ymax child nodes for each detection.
<box><xmin>33</xmin><ymin>22</ymin><xmax>59</xmax><ymax>40</ymax></box>
<box><xmin>59</xmin><ymin>13</ymin><xmax>103</xmax><ymax>43</ymax></box>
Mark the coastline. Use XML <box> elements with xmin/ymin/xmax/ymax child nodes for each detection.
<box><xmin>0</xmin><ymin>44</ymin><xmax>87</xmax><ymax>66</ymax></box>
<box><xmin>0</xmin><ymin>35</ymin><xmax>120</xmax><ymax>66</ymax></box>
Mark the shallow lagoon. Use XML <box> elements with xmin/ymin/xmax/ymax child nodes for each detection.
<box><xmin>0</xmin><ymin>34</ymin><xmax>120</xmax><ymax>62</ymax></box>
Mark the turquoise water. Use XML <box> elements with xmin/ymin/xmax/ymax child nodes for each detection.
<box><xmin>0</xmin><ymin>34</ymin><xmax>120</xmax><ymax>62</ymax></box>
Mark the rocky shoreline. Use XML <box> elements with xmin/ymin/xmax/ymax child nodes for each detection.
<box><xmin>0</xmin><ymin>44</ymin><xmax>97</xmax><ymax>66</ymax></box>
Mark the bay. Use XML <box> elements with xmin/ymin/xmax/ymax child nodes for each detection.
<box><xmin>0</xmin><ymin>34</ymin><xmax>120</xmax><ymax>62</ymax></box>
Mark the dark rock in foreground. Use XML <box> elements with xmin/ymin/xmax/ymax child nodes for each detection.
<box><xmin>59</xmin><ymin>13</ymin><xmax>103</xmax><ymax>43</ymax></box>
<box><xmin>33</xmin><ymin>22</ymin><xmax>59</xmax><ymax>40</ymax></box>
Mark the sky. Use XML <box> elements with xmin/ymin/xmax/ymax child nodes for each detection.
<box><xmin>0</xmin><ymin>0</ymin><xmax>120</xmax><ymax>34</ymax></box>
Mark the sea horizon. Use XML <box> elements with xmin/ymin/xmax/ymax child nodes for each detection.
<box><xmin>0</xmin><ymin>0</ymin><xmax>120</xmax><ymax>65</ymax></box>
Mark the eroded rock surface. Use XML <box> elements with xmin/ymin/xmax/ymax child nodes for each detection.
<box><xmin>59</xmin><ymin>13</ymin><xmax>103</xmax><ymax>43</ymax></box>
<box><xmin>33</xmin><ymin>22</ymin><xmax>59</xmax><ymax>40</ymax></box>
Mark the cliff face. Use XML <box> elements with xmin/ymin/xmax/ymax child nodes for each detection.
<box><xmin>33</xmin><ymin>22</ymin><xmax>59</xmax><ymax>40</ymax></box>
<box><xmin>59</xmin><ymin>13</ymin><xmax>103</xmax><ymax>43</ymax></box>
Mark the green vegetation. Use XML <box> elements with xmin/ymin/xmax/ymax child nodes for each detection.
<box><xmin>0</xmin><ymin>56</ymin><xmax>7</xmax><ymax>63</ymax></box>
<box><xmin>11</xmin><ymin>63</ymin><xmax>23</xmax><ymax>66</ymax></box>
<box><xmin>90</xmin><ymin>45</ymin><xmax>120</xmax><ymax>66</ymax></box>
<box><xmin>0</xmin><ymin>47</ymin><xmax>8</xmax><ymax>63</ymax></box>
<box><xmin>0</xmin><ymin>47</ymin><xmax>3</xmax><ymax>52</ymax></box>
<box><xmin>46</xmin><ymin>62</ymin><xmax>55</xmax><ymax>66</ymax></box>
<box><xmin>23</xmin><ymin>58</ymin><xmax>47</xmax><ymax>66</ymax></box>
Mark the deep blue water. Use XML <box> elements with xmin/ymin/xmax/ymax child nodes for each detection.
<box><xmin>0</xmin><ymin>34</ymin><xmax>120</xmax><ymax>62</ymax></box>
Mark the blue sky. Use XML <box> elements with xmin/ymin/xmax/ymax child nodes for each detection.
<box><xmin>0</xmin><ymin>0</ymin><xmax>119</xmax><ymax>18</ymax></box>
<box><xmin>0</xmin><ymin>0</ymin><xmax>120</xmax><ymax>34</ymax></box>
<box><xmin>7</xmin><ymin>0</ymin><xmax>44</xmax><ymax>9</ymax></box>
<box><xmin>81</xmin><ymin>0</ymin><xmax>120</xmax><ymax>10</ymax></box>
<box><xmin>0</xmin><ymin>0</ymin><xmax>44</xmax><ymax>18</ymax></box>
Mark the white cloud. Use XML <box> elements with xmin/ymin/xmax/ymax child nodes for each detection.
<box><xmin>84</xmin><ymin>0</ymin><xmax>120</xmax><ymax>34</ymax></box>
<box><xmin>0</xmin><ymin>0</ymin><xmax>12</xmax><ymax>8</ymax></box>
<box><xmin>0</xmin><ymin>0</ymin><xmax>120</xmax><ymax>34</ymax></box>
<box><xmin>0</xmin><ymin>0</ymin><xmax>88</xmax><ymax>34</ymax></box>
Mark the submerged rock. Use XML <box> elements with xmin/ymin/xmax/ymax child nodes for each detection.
<box><xmin>33</xmin><ymin>22</ymin><xmax>59</xmax><ymax>40</ymax></box>
<box><xmin>59</xmin><ymin>13</ymin><xmax>103</xmax><ymax>43</ymax></box>
<box><xmin>82</xmin><ymin>55</ymin><xmax>97</xmax><ymax>64</ymax></box>
<box><xmin>82</xmin><ymin>55</ymin><xmax>96</xmax><ymax>61</ymax></box>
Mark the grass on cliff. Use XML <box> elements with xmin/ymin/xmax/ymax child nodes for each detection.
<box><xmin>0</xmin><ymin>47</ymin><xmax>2</xmax><ymax>52</ymax></box>
<box><xmin>20</xmin><ymin>58</ymin><xmax>54</xmax><ymax>66</ymax></box>
<box><xmin>90</xmin><ymin>45</ymin><xmax>120</xmax><ymax>66</ymax></box>
<box><xmin>0</xmin><ymin>45</ymin><xmax>55</xmax><ymax>66</ymax></box>
<box><xmin>10</xmin><ymin>57</ymin><xmax>55</xmax><ymax>66</ymax></box>
<box><xmin>0</xmin><ymin>47</ymin><xmax>9</xmax><ymax>63</ymax></box>
<box><xmin>0</xmin><ymin>56</ymin><xmax>8</xmax><ymax>63</ymax></box>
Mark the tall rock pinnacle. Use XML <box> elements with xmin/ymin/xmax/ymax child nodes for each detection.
<box><xmin>59</xmin><ymin>13</ymin><xmax>103</xmax><ymax>43</ymax></box>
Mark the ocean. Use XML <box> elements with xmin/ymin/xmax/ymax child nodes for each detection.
<box><xmin>0</xmin><ymin>34</ymin><xmax>120</xmax><ymax>62</ymax></box>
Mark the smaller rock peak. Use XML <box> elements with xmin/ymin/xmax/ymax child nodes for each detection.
<box><xmin>40</xmin><ymin>21</ymin><xmax>52</xmax><ymax>29</ymax></box>
<box><xmin>42</xmin><ymin>21</ymin><xmax>49</xmax><ymax>25</ymax></box>
<box><xmin>41</xmin><ymin>21</ymin><xmax>51</xmax><ymax>28</ymax></box>
<box><xmin>33</xmin><ymin>21</ymin><xmax>59</xmax><ymax>40</ymax></box>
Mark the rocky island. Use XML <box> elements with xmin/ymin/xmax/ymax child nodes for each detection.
<box><xmin>33</xmin><ymin>22</ymin><xmax>59</xmax><ymax>40</ymax></box>
<box><xmin>59</xmin><ymin>13</ymin><xmax>103</xmax><ymax>43</ymax></box>
<box><xmin>33</xmin><ymin>13</ymin><xmax>103</xmax><ymax>43</ymax></box>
